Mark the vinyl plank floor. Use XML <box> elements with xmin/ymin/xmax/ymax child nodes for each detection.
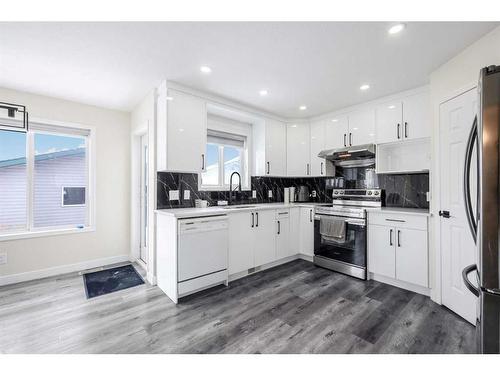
<box><xmin>0</xmin><ymin>259</ymin><xmax>476</xmax><ymax>354</ymax></box>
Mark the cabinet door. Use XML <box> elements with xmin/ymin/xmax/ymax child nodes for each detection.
<box><xmin>228</xmin><ymin>211</ymin><xmax>255</xmax><ymax>275</ymax></box>
<box><xmin>368</xmin><ymin>225</ymin><xmax>396</xmax><ymax>278</ymax></box>
<box><xmin>276</xmin><ymin>217</ymin><xmax>291</xmax><ymax>259</ymax></box>
<box><xmin>376</xmin><ymin>101</ymin><xmax>402</xmax><ymax>144</ymax></box>
<box><xmin>395</xmin><ymin>228</ymin><xmax>428</xmax><ymax>287</ymax></box>
<box><xmin>402</xmin><ymin>92</ymin><xmax>431</xmax><ymax>140</ymax></box>
<box><xmin>325</xmin><ymin>116</ymin><xmax>349</xmax><ymax>149</ymax></box>
<box><xmin>299</xmin><ymin>207</ymin><xmax>314</xmax><ymax>257</ymax></box>
<box><xmin>286</xmin><ymin>123</ymin><xmax>311</xmax><ymax>176</ymax></box>
<box><xmin>289</xmin><ymin>208</ymin><xmax>301</xmax><ymax>256</ymax></box>
<box><xmin>167</xmin><ymin>89</ymin><xmax>207</xmax><ymax>172</ymax></box>
<box><xmin>347</xmin><ymin>109</ymin><xmax>376</xmax><ymax>146</ymax></box>
<box><xmin>265</xmin><ymin>119</ymin><xmax>287</xmax><ymax>176</ymax></box>
<box><xmin>310</xmin><ymin>120</ymin><xmax>326</xmax><ymax>176</ymax></box>
<box><xmin>254</xmin><ymin>210</ymin><xmax>277</xmax><ymax>267</ymax></box>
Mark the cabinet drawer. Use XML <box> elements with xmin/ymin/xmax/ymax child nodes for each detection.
<box><xmin>275</xmin><ymin>209</ymin><xmax>290</xmax><ymax>219</ymax></box>
<box><xmin>368</xmin><ymin>212</ymin><xmax>427</xmax><ymax>230</ymax></box>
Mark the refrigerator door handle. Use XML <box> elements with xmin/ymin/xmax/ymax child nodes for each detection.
<box><xmin>462</xmin><ymin>264</ymin><xmax>480</xmax><ymax>297</ymax></box>
<box><xmin>463</xmin><ymin>116</ymin><xmax>478</xmax><ymax>243</ymax></box>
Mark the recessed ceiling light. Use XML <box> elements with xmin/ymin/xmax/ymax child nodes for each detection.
<box><xmin>200</xmin><ymin>66</ymin><xmax>212</xmax><ymax>74</ymax></box>
<box><xmin>388</xmin><ymin>105</ymin><xmax>396</xmax><ymax>109</ymax></box>
<box><xmin>388</xmin><ymin>23</ymin><xmax>406</xmax><ymax>35</ymax></box>
<box><xmin>331</xmin><ymin>119</ymin><xmax>338</xmax><ymax>123</ymax></box>
<box><xmin>259</xmin><ymin>89</ymin><xmax>268</xmax><ymax>96</ymax></box>
<box><xmin>299</xmin><ymin>105</ymin><xmax>307</xmax><ymax>111</ymax></box>
<box><xmin>360</xmin><ymin>84</ymin><xmax>370</xmax><ymax>91</ymax></box>
<box><xmin>166</xmin><ymin>96</ymin><xmax>174</xmax><ymax>101</ymax></box>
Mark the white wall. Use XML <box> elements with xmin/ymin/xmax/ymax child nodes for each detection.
<box><xmin>429</xmin><ymin>25</ymin><xmax>500</xmax><ymax>303</ymax></box>
<box><xmin>130</xmin><ymin>89</ymin><xmax>156</xmax><ymax>284</ymax></box>
<box><xmin>0</xmin><ymin>87</ymin><xmax>131</xmax><ymax>283</ymax></box>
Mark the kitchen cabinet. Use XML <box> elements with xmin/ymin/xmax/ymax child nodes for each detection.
<box><xmin>276</xmin><ymin>210</ymin><xmax>292</xmax><ymax>259</ymax></box>
<box><xmin>254</xmin><ymin>210</ymin><xmax>278</xmax><ymax>267</ymax></box>
<box><xmin>228</xmin><ymin>211</ymin><xmax>255</xmax><ymax>275</ymax></box>
<box><xmin>347</xmin><ymin>108</ymin><xmax>376</xmax><ymax>146</ymax></box>
<box><xmin>376</xmin><ymin>91</ymin><xmax>430</xmax><ymax>144</ymax></box>
<box><xmin>310</xmin><ymin>119</ymin><xmax>326</xmax><ymax>176</ymax></box>
<box><xmin>289</xmin><ymin>208</ymin><xmax>301</xmax><ymax>255</ymax></box>
<box><xmin>157</xmin><ymin>85</ymin><xmax>207</xmax><ymax>172</ymax></box>
<box><xmin>325</xmin><ymin>116</ymin><xmax>349</xmax><ymax>149</ymax></box>
<box><xmin>286</xmin><ymin>123</ymin><xmax>311</xmax><ymax>177</ymax></box>
<box><xmin>368</xmin><ymin>212</ymin><xmax>428</xmax><ymax>288</ymax></box>
<box><xmin>254</xmin><ymin>118</ymin><xmax>287</xmax><ymax>176</ymax></box>
<box><xmin>299</xmin><ymin>207</ymin><xmax>314</xmax><ymax>257</ymax></box>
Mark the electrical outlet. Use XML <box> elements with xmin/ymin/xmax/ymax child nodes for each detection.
<box><xmin>169</xmin><ymin>190</ymin><xmax>180</xmax><ymax>200</ymax></box>
<box><xmin>312</xmin><ymin>190</ymin><xmax>317</xmax><ymax>198</ymax></box>
<box><xmin>183</xmin><ymin>190</ymin><xmax>190</xmax><ymax>200</ymax></box>
<box><xmin>0</xmin><ymin>253</ymin><xmax>7</xmax><ymax>265</ymax></box>
<box><xmin>268</xmin><ymin>190</ymin><xmax>273</xmax><ymax>198</ymax></box>
<box><xmin>426</xmin><ymin>191</ymin><xmax>430</xmax><ymax>202</ymax></box>
<box><xmin>252</xmin><ymin>190</ymin><xmax>257</xmax><ymax>199</ymax></box>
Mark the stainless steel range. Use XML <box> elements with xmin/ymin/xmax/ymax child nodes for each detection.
<box><xmin>313</xmin><ymin>189</ymin><xmax>382</xmax><ymax>280</ymax></box>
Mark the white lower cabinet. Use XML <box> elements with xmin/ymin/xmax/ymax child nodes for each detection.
<box><xmin>368</xmin><ymin>213</ymin><xmax>428</xmax><ymax>289</ymax></box>
<box><xmin>254</xmin><ymin>210</ymin><xmax>278</xmax><ymax>267</ymax></box>
<box><xmin>276</xmin><ymin>210</ymin><xmax>292</xmax><ymax>259</ymax></box>
<box><xmin>299</xmin><ymin>207</ymin><xmax>314</xmax><ymax>257</ymax></box>
<box><xmin>289</xmin><ymin>208</ymin><xmax>301</xmax><ymax>255</ymax></box>
<box><xmin>228</xmin><ymin>211</ymin><xmax>255</xmax><ymax>275</ymax></box>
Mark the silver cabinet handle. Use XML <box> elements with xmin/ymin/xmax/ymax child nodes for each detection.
<box><xmin>397</xmin><ymin>123</ymin><xmax>401</xmax><ymax>139</ymax></box>
<box><xmin>320</xmin><ymin>162</ymin><xmax>324</xmax><ymax>175</ymax></box>
<box><xmin>385</xmin><ymin>218</ymin><xmax>406</xmax><ymax>223</ymax></box>
<box><xmin>397</xmin><ymin>230</ymin><xmax>401</xmax><ymax>247</ymax></box>
<box><xmin>251</xmin><ymin>213</ymin><xmax>254</xmax><ymax>228</ymax></box>
<box><xmin>266</xmin><ymin>161</ymin><xmax>270</xmax><ymax>174</ymax></box>
<box><xmin>306</xmin><ymin>163</ymin><xmax>310</xmax><ymax>175</ymax></box>
<box><xmin>310</xmin><ymin>209</ymin><xmax>313</xmax><ymax>222</ymax></box>
<box><xmin>201</xmin><ymin>154</ymin><xmax>205</xmax><ymax>170</ymax></box>
<box><xmin>344</xmin><ymin>134</ymin><xmax>346</xmax><ymax>147</ymax></box>
<box><xmin>349</xmin><ymin>132</ymin><xmax>352</xmax><ymax>146</ymax></box>
<box><xmin>404</xmin><ymin>122</ymin><xmax>408</xmax><ymax>138</ymax></box>
<box><xmin>389</xmin><ymin>229</ymin><xmax>393</xmax><ymax>246</ymax></box>
<box><xmin>255</xmin><ymin>212</ymin><xmax>259</xmax><ymax>227</ymax></box>
<box><xmin>277</xmin><ymin>220</ymin><xmax>280</xmax><ymax>235</ymax></box>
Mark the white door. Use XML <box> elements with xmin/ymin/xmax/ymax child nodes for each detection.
<box><xmin>286</xmin><ymin>123</ymin><xmax>310</xmax><ymax>176</ymax></box>
<box><xmin>166</xmin><ymin>89</ymin><xmax>207</xmax><ymax>172</ymax></box>
<box><xmin>403</xmin><ymin>92</ymin><xmax>431</xmax><ymax>140</ymax></box>
<box><xmin>265</xmin><ymin>119</ymin><xmax>287</xmax><ymax>176</ymax></box>
<box><xmin>325</xmin><ymin>115</ymin><xmax>349</xmax><ymax>149</ymax></box>
<box><xmin>348</xmin><ymin>109</ymin><xmax>376</xmax><ymax>146</ymax></box>
<box><xmin>439</xmin><ymin>88</ymin><xmax>478</xmax><ymax>324</ymax></box>
<box><xmin>228</xmin><ymin>211</ymin><xmax>255</xmax><ymax>274</ymax></box>
<box><xmin>376</xmin><ymin>101</ymin><xmax>402</xmax><ymax>144</ymax></box>
<box><xmin>310</xmin><ymin>120</ymin><xmax>326</xmax><ymax>176</ymax></box>
<box><xmin>139</xmin><ymin>133</ymin><xmax>149</xmax><ymax>264</ymax></box>
<box><xmin>395</xmin><ymin>228</ymin><xmax>428</xmax><ymax>287</ymax></box>
<box><xmin>253</xmin><ymin>210</ymin><xmax>277</xmax><ymax>267</ymax></box>
<box><xmin>368</xmin><ymin>225</ymin><xmax>396</xmax><ymax>278</ymax></box>
<box><xmin>299</xmin><ymin>207</ymin><xmax>314</xmax><ymax>256</ymax></box>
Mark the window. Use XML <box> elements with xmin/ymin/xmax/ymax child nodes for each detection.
<box><xmin>0</xmin><ymin>121</ymin><xmax>93</xmax><ymax>238</ymax></box>
<box><xmin>200</xmin><ymin>130</ymin><xmax>248</xmax><ymax>190</ymax></box>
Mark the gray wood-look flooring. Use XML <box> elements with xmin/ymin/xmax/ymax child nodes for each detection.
<box><xmin>0</xmin><ymin>260</ymin><xmax>475</xmax><ymax>354</ymax></box>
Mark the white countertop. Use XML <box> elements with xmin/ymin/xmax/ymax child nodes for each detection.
<box><xmin>155</xmin><ymin>202</ymin><xmax>320</xmax><ymax>219</ymax></box>
<box><xmin>366</xmin><ymin>207</ymin><xmax>430</xmax><ymax>216</ymax></box>
<box><xmin>156</xmin><ymin>202</ymin><xmax>430</xmax><ymax>218</ymax></box>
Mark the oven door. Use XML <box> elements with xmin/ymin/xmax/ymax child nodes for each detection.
<box><xmin>314</xmin><ymin>214</ymin><xmax>366</xmax><ymax>268</ymax></box>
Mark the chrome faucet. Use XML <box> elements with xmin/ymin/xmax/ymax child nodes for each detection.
<box><xmin>229</xmin><ymin>171</ymin><xmax>242</xmax><ymax>205</ymax></box>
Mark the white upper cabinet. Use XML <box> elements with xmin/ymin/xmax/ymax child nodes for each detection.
<box><xmin>347</xmin><ymin>108</ymin><xmax>376</xmax><ymax>146</ymax></box>
<box><xmin>286</xmin><ymin>123</ymin><xmax>311</xmax><ymax>177</ymax></box>
<box><xmin>157</xmin><ymin>85</ymin><xmax>207</xmax><ymax>172</ymax></box>
<box><xmin>310</xmin><ymin>119</ymin><xmax>326</xmax><ymax>176</ymax></box>
<box><xmin>325</xmin><ymin>116</ymin><xmax>349</xmax><ymax>149</ymax></box>
<box><xmin>264</xmin><ymin>119</ymin><xmax>287</xmax><ymax>176</ymax></box>
<box><xmin>402</xmin><ymin>92</ymin><xmax>431</xmax><ymax>141</ymax></box>
<box><xmin>376</xmin><ymin>90</ymin><xmax>430</xmax><ymax>144</ymax></box>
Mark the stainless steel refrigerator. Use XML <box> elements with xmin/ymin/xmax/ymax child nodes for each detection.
<box><xmin>462</xmin><ymin>65</ymin><xmax>500</xmax><ymax>354</ymax></box>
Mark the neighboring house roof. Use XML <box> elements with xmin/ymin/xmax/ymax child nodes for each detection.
<box><xmin>0</xmin><ymin>149</ymin><xmax>85</xmax><ymax>168</ymax></box>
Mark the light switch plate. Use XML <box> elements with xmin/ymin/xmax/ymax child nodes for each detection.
<box><xmin>252</xmin><ymin>190</ymin><xmax>257</xmax><ymax>199</ymax></box>
<box><xmin>268</xmin><ymin>190</ymin><xmax>273</xmax><ymax>198</ymax></box>
<box><xmin>0</xmin><ymin>253</ymin><xmax>7</xmax><ymax>265</ymax></box>
<box><xmin>183</xmin><ymin>190</ymin><xmax>190</xmax><ymax>200</ymax></box>
<box><xmin>169</xmin><ymin>190</ymin><xmax>180</xmax><ymax>200</ymax></box>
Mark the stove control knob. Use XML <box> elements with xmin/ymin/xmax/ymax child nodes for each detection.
<box><xmin>368</xmin><ymin>191</ymin><xmax>373</xmax><ymax>195</ymax></box>
<box><xmin>334</xmin><ymin>191</ymin><xmax>339</xmax><ymax>195</ymax></box>
<box><xmin>340</xmin><ymin>191</ymin><xmax>344</xmax><ymax>195</ymax></box>
<box><xmin>374</xmin><ymin>191</ymin><xmax>380</xmax><ymax>196</ymax></box>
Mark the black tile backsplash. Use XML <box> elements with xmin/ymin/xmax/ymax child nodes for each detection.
<box><xmin>157</xmin><ymin>169</ymin><xmax>429</xmax><ymax>209</ymax></box>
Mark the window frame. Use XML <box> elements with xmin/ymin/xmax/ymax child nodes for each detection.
<box><xmin>0</xmin><ymin>118</ymin><xmax>96</xmax><ymax>241</ymax></box>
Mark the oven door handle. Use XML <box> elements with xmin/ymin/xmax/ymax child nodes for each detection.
<box><xmin>314</xmin><ymin>215</ymin><xmax>365</xmax><ymax>227</ymax></box>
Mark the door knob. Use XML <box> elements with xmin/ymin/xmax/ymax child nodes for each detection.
<box><xmin>439</xmin><ymin>210</ymin><xmax>450</xmax><ymax>218</ymax></box>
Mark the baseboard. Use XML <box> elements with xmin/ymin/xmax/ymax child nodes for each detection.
<box><xmin>369</xmin><ymin>272</ymin><xmax>431</xmax><ymax>297</ymax></box>
<box><xmin>298</xmin><ymin>254</ymin><xmax>313</xmax><ymax>262</ymax></box>
<box><xmin>0</xmin><ymin>254</ymin><xmax>132</xmax><ymax>286</ymax></box>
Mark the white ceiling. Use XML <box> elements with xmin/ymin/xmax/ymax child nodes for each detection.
<box><xmin>0</xmin><ymin>22</ymin><xmax>498</xmax><ymax>118</ymax></box>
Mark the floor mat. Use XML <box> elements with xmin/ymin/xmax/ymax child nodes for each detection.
<box><xmin>83</xmin><ymin>264</ymin><xmax>144</xmax><ymax>298</ymax></box>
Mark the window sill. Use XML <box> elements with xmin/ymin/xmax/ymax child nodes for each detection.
<box><xmin>0</xmin><ymin>226</ymin><xmax>95</xmax><ymax>242</ymax></box>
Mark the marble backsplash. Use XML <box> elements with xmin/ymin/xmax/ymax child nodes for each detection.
<box><xmin>157</xmin><ymin>170</ymin><xmax>429</xmax><ymax>209</ymax></box>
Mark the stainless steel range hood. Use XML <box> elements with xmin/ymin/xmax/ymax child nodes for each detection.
<box><xmin>318</xmin><ymin>144</ymin><xmax>376</xmax><ymax>168</ymax></box>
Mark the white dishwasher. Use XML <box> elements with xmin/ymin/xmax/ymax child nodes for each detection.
<box><xmin>177</xmin><ymin>215</ymin><xmax>228</xmax><ymax>297</ymax></box>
